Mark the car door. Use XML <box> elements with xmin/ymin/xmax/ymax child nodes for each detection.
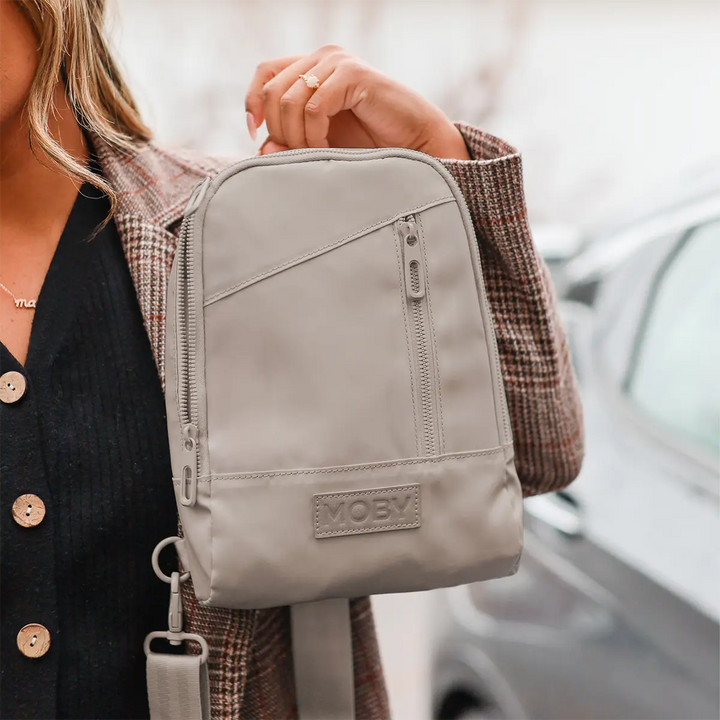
<box><xmin>433</xmin><ymin>220</ymin><xmax>719</xmax><ymax>720</ymax></box>
<box><xmin>537</xmin><ymin>217</ymin><xmax>720</xmax><ymax>719</ymax></box>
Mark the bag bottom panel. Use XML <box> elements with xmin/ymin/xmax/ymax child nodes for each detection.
<box><xmin>199</xmin><ymin>447</ymin><xmax>523</xmax><ymax>608</ymax></box>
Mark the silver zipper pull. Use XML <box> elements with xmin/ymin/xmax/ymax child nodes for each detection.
<box><xmin>399</xmin><ymin>217</ymin><xmax>426</xmax><ymax>299</ymax></box>
<box><xmin>180</xmin><ymin>424</ymin><xmax>198</xmax><ymax>507</ymax></box>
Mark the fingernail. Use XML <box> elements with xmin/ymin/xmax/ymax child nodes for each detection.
<box><xmin>246</xmin><ymin>111</ymin><xmax>258</xmax><ymax>141</ymax></box>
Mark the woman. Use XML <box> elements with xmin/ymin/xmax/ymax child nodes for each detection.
<box><xmin>0</xmin><ymin>0</ymin><xmax>583</xmax><ymax>718</ymax></box>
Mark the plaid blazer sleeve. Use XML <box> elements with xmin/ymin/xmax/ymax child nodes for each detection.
<box><xmin>440</xmin><ymin>124</ymin><xmax>584</xmax><ymax>496</ymax></box>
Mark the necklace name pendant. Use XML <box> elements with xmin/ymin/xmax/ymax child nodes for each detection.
<box><xmin>14</xmin><ymin>298</ymin><xmax>36</xmax><ymax>309</ymax></box>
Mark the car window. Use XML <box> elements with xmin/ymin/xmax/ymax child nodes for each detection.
<box><xmin>593</xmin><ymin>233</ymin><xmax>679</xmax><ymax>386</ymax></box>
<box><xmin>627</xmin><ymin>219</ymin><xmax>720</xmax><ymax>456</ymax></box>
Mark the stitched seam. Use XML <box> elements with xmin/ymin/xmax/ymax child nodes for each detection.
<box><xmin>316</xmin><ymin>520</ymin><xmax>419</xmax><ymax>537</ymax></box>
<box><xmin>175</xmin><ymin>446</ymin><xmax>508</xmax><ymax>483</ymax></box>
<box><xmin>204</xmin><ymin>196</ymin><xmax>454</xmax><ymax>305</ymax></box>
<box><xmin>458</xmin><ymin>192</ymin><xmax>512</xmax><ymax>444</ymax></box>
<box><xmin>500</xmin><ymin>446</ymin><xmax>523</xmax><ymax>570</ymax></box>
<box><xmin>316</xmin><ymin>523</ymin><xmax>420</xmax><ymax>537</ymax></box>
<box><xmin>208</xmin><ymin>465</ymin><xmax>216</xmax><ymax>603</ymax></box>
<box><xmin>416</xmin><ymin>212</ymin><xmax>445</xmax><ymax>454</ymax></box>
<box><xmin>393</xmin><ymin>221</ymin><xmax>420</xmax><ymax>456</ymax></box>
<box><xmin>315</xmin><ymin>484</ymin><xmax>418</xmax><ymax>499</ymax></box>
<box><xmin>315</xmin><ymin>486</ymin><xmax>420</xmax><ymax>537</ymax></box>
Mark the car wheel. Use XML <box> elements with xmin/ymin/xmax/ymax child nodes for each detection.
<box><xmin>456</xmin><ymin>707</ymin><xmax>505</xmax><ymax>720</ymax></box>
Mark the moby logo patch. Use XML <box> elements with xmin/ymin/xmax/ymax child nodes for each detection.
<box><xmin>314</xmin><ymin>484</ymin><xmax>420</xmax><ymax>538</ymax></box>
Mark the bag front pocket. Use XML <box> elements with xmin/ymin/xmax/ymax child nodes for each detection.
<box><xmin>202</xmin><ymin>218</ymin><xmax>426</xmax><ymax>475</ymax></box>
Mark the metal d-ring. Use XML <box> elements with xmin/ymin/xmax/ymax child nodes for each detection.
<box><xmin>152</xmin><ymin>536</ymin><xmax>191</xmax><ymax>584</ymax></box>
<box><xmin>144</xmin><ymin>631</ymin><xmax>210</xmax><ymax>665</ymax></box>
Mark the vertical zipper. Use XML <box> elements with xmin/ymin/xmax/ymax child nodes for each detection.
<box><xmin>399</xmin><ymin>215</ymin><xmax>437</xmax><ymax>456</ymax></box>
<box><xmin>177</xmin><ymin>213</ymin><xmax>196</xmax><ymax>430</ymax></box>
<box><xmin>176</xmin><ymin>178</ymin><xmax>209</xmax><ymax>507</ymax></box>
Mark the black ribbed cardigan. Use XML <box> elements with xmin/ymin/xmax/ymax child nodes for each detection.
<box><xmin>0</xmin><ymin>181</ymin><xmax>179</xmax><ymax>719</ymax></box>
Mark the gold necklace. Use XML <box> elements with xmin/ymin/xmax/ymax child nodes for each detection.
<box><xmin>0</xmin><ymin>282</ymin><xmax>37</xmax><ymax>310</ymax></box>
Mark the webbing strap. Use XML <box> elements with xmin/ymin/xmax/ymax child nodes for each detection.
<box><xmin>291</xmin><ymin>598</ymin><xmax>356</xmax><ymax>720</ymax></box>
<box><xmin>147</xmin><ymin>652</ymin><xmax>210</xmax><ymax>720</ymax></box>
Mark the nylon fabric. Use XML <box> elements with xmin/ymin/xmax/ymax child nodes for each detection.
<box><xmin>292</xmin><ymin>599</ymin><xmax>355</xmax><ymax>720</ymax></box>
<box><xmin>147</xmin><ymin>652</ymin><xmax>210</xmax><ymax>720</ymax></box>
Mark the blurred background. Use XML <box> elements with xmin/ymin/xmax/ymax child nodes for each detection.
<box><xmin>109</xmin><ymin>1</ymin><xmax>720</xmax><ymax>718</ymax></box>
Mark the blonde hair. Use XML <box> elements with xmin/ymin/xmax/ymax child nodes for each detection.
<box><xmin>18</xmin><ymin>0</ymin><xmax>151</xmax><ymax>214</ymax></box>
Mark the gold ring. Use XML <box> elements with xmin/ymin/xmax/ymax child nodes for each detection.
<box><xmin>299</xmin><ymin>73</ymin><xmax>321</xmax><ymax>90</ymax></box>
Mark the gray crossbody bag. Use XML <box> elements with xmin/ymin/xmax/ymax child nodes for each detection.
<box><xmin>144</xmin><ymin>147</ymin><xmax>523</xmax><ymax>720</ymax></box>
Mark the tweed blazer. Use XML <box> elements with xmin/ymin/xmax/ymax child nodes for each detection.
<box><xmin>94</xmin><ymin>124</ymin><xmax>583</xmax><ymax>720</ymax></box>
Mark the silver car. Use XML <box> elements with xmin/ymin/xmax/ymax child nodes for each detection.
<box><xmin>431</xmin><ymin>192</ymin><xmax>720</xmax><ymax>720</ymax></box>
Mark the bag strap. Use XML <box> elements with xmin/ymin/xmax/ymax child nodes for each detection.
<box><xmin>291</xmin><ymin>599</ymin><xmax>356</xmax><ymax>720</ymax></box>
<box><xmin>145</xmin><ymin>538</ymin><xmax>355</xmax><ymax>719</ymax></box>
<box><xmin>147</xmin><ymin>651</ymin><xmax>211</xmax><ymax>720</ymax></box>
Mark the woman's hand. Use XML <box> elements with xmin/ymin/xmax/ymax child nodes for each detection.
<box><xmin>245</xmin><ymin>45</ymin><xmax>470</xmax><ymax>160</ymax></box>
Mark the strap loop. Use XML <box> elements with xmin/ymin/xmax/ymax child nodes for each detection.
<box><xmin>146</xmin><ymin>644</ymin><xmax>210</xmax><ymax>720</ymax></box>
<box><xmin>144</xmin><ymin>631</ymin><xmax>209</xmax><ymax>665</ymax></box>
